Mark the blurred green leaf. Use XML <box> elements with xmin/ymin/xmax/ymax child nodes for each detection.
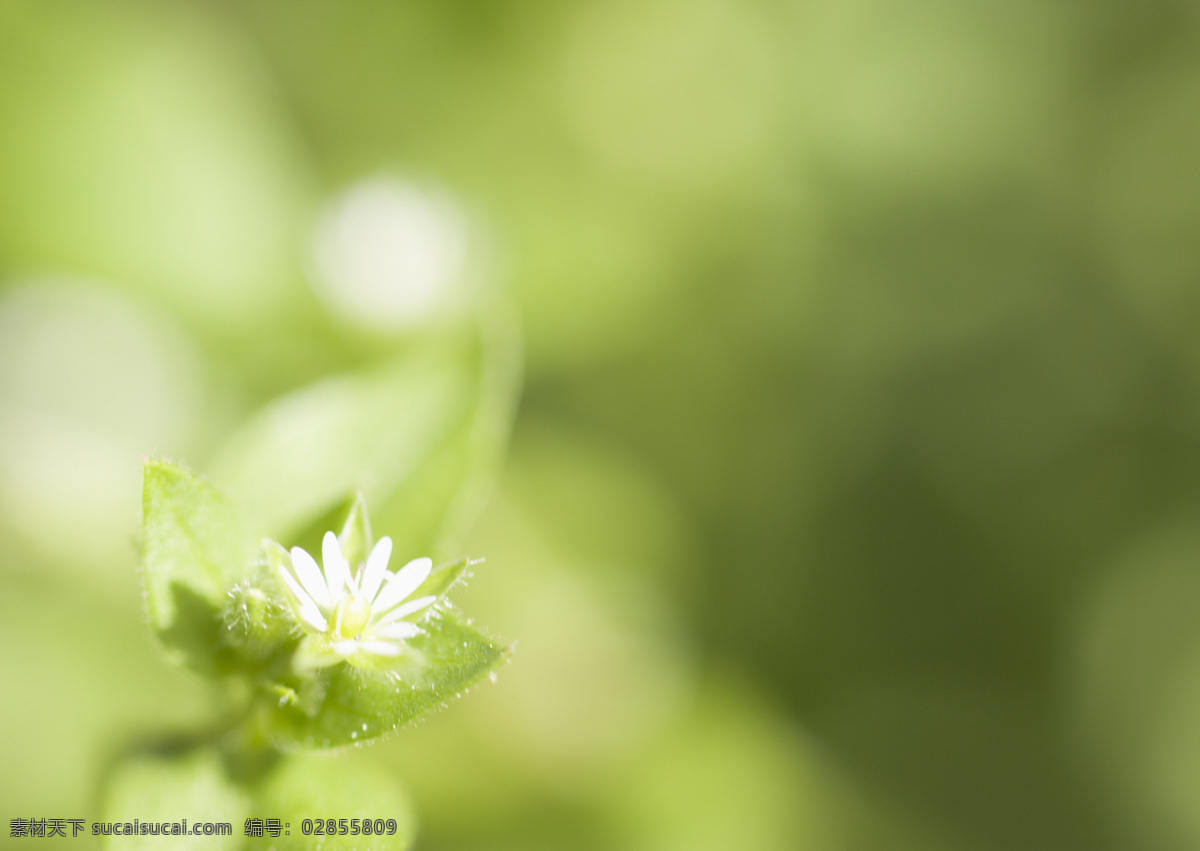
<box><xmin>211</xmin><ymin>315</ymin><xmax>520</xmax><ymax>564</ymax></box>
<box><xmin>604</xmin><ymin>678</ymin><xmax>815</xmax><ymax>851</ymax></box>
<box><xmin>101</xmin><ymin>748</ymin><xmax>250</xmax><ymax>851</ymax></box>
<box><xmin>266</xmin><ymin>610</ymin><xmax>507</xmax><ymax>749</ymax></box>
<box><xmin>0</xmin><ymin>1</ymin><xmax>314</xmax><ymax>332</ymax></box>
<box><xmin>0</xmin><ymin>568</ymin><xmax>213</xmax><ymax>832</ymax></box>
<box><xmin>255</xmin><ymin>754</ymin><xmax>416</xmax><ymax>851</ymax></box>
<box><xmin>141</xmin><ymin>458</ymin><xmax>257</xmax><ymax>675</ymax></box>
<box><xmin>385</xmin><ymin>312</ymin><xmax>522</xmax><ymax>563</ymax></box>
<box><xmin>210</xmin><ymin>350</ymin><xmax>462</xmax><ymax>541</ymax></box>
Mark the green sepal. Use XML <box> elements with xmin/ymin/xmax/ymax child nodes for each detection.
<box><xmin>293</xmin><ymin>634</ymin><xmax>348</xmax><ymax>673</ymax></box>
<box><xmin>413</xmin><ymin>556</ymin><xmax>473</xmax><ymax>601</ymax></box>
<box><xmin>336</xmin><ymin>496</ymin><xmax>471</xmax><ymax>600</ymax></box>
<box><xmin>337</xmin><ymin>491</ymin><xmax>374</xmax><ymax>576</ymax></box>
<box><xmin>220</xmin><ymin>576</ymin><xmax>296</xmax><ymax>661</ymax></box>
<box><xmin>261</xmin><ymin>538</ymin><xmax>301</xmax><ymax>621</ymax></box>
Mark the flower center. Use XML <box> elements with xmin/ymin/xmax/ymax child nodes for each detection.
<box><xmin>337</xmin><ymin>595</ymin><xmax>372</xmax><ymax>637</ymax></box>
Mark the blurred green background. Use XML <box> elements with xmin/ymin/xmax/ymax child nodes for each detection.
<box><xmin>4</xmin><ymin>1</ymin><xmax>1200</xmax><ymax>849</ymax></box>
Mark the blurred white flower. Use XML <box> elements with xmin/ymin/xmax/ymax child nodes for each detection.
<box><xmin>0</xmin><ymin>282</ymin><xmax>203</xmax><ymax>573</ymax></box>
<box><xmin>274</xmin><ymin>530</ymin><xmax>436</xmax><ymax>668</ymax></box>
<box><xmin>311</xmin><ymin>177</ymin><xmax>476</xmax><ymax>330</ymax></box>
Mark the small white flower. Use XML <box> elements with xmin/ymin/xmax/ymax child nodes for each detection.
<box><xmin>274</xmin><ymin>531</ymin><xmax>437</xmax><ymax>667</ymax></box>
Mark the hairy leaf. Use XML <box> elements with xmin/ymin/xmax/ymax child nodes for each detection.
<box><xmin>141</xmin><ymin>458</ymin><xmax>257</xmax><ymax>674</ymax></box>
<box><xmin>266</xmin><ymin>610</ymin><xmax>508</xmax><ymax>749</ymax></box>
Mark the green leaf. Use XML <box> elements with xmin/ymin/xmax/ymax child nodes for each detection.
<box><xmin>255</xmin><ymin>754</ymin><xmax>416</xmax><ymax>850</ymax></box>
<box><xmin>141</xmin><ymin>458</ymin><xmax>257</xmax><ymax>674</ymax></box>
<box><xmin>101</xmin><ymin>747</ymin><xmax>250</xmax><ymax>851</ymax></box>
<box><xmin>265</xmin><ymin>610</ymin><xmax>508</xmax><ymax>749</ymax></box>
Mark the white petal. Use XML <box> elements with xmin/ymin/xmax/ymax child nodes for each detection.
<box><xmin>357</xmin><ymin>640</ymin><xmax>404</xmax><ymax>657</ymax></box>
<box><xmin>290</xmin><ymin>547</ymin><xmax>331</xmax><ymax>608</ymax></box>
<box><xmin>373</xmin><ymin>621</ymin><xmax>422</xmax><ymax>640</ymax></box>
<box><xmin>330</xmin><ymin>640</ymin><xmax>359</xmax><ymax>656</ymax></box>
<box><xmin>372</xmin><ymin>557</ymin><xmax>432</xmax><ymax>614</ymax></box>
<box><xmin>359</xmin><ymin>536</ymin><xmax>392</xmax><ymax>602</ymax></box>
<box><xmin>298</xmin><ymin>603</ymin><xmax>328</xmax><ymax>632</ymax></box>
<box><xmin>323</xmin><ymin>531</ymin><xmax>348</xmax><ymax>603</ymax></box>
<box><xmin>276</xmin><ymin>562</ymin><xmax>317</xmax><ymax>612</ymax></box>
<box><xmin>373</xmin><ymin>595</ymin><xmax>436</xmax><ymax>627</ymax></box>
